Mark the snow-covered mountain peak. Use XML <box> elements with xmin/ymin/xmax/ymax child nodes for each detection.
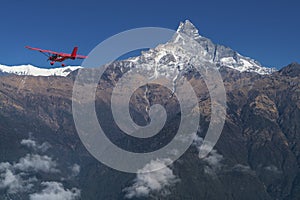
<box><xmin>128</xmin><ymin>20</ymin><xmax>276</xmax><ymax>75</ymax></box>
<box><xmin>0</xmin><ymin>64</ymin><xmax>81</xmax><ymax>77</ymax></box>
<box><xmin>177</xmin><ymin>20</ymin><xmax>202</xmax><ymax>40</ymax></box>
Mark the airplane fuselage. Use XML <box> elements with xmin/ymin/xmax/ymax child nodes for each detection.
<box><xmin>49</xmin><ymin>55</ymin><xmax>69</xmax><ymax>62</ymax></box>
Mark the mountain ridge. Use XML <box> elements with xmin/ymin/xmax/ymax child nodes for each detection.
<box><xmin>0</xmin><ymin>60</ymin><xmax>299</xmax><ymax>199</ymax></box>
<box><xmin>175</xmin><ymin>20</ymin><xmax>276</xmax><ymax>74</ymax></box>
<box><xmin>122</xmin><ymin>20</ymin><xmax>277</xmax><ymax>77</ymax></box>
<box><xmin>0</xmin><ymin>64</ymin><xmax>81</xmax><ymax>77</ymax></box>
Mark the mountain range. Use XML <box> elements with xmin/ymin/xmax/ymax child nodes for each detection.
<box><xmin>0</xmin><ymin>64</ymin><xmax>81</xmax><ymax>77</ymax></box>
<box><xmin>0</xmin><ymin>20</ymin><xmax>299</xmax><ymax>200</ymax></box>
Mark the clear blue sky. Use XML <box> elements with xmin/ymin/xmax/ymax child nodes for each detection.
<box><xmin>0</xmin><ymin>0</ymin><xmax>299</xmax><ymax>68</ymax></box>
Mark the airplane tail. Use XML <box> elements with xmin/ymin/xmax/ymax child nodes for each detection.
<box><xmin>71</xmin><ymin>47</ymin><xmax>78</xmax><ymax>59</ymax></box>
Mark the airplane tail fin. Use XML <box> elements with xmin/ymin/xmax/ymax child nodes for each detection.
<box><xmin>71</xmin><ymin>47</ymin><xmax>78</xmax><ymax>59</ymax></box>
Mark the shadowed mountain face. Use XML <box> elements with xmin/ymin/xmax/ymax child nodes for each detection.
<box><xmin>0</xmin><ymin>62</ymin><xmax>299</xmax><ymax>200</ymax></box>
<box><xmin>0</xmin><ymin>21</ymin><xmax>299</xmax><ymax>199</ymax></box>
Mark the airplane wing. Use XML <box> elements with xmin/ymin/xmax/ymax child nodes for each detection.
<box><xmin>26</xmin><ymin>46</ymin><xmax>87</xmax><ymax>59</ymax></box>
<box><xmin>25</xmin><ymin>46</ymin><xmax>62</xmax><ymax>55</ymax></box>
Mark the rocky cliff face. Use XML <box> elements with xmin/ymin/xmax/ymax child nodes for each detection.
<box><xmin>0</xmin><ymin>21</ymin><xmax>299</xmax><ymax>200</ymax></box>
<box><xmin>0</xmin><ymin>62</ymin><xmax>299</xmax><ymax>199</ymax></box>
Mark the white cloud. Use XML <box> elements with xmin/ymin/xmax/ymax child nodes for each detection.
<box><xmin>21</xmin><ymin>139</ymin><xmax>37</xmax><ymax>149</ymax></box>
<box><xmin>70</xmin><ymin>164</ymin><xmax>80</xmax><ymax>177</ymax></box>
<box><xmin>203</xmin><ymin>150</ymin><xmax>223</xmax><ymax>169</ymax></box>
<box><xmin>0</xmin><ymin>162</ymin><xmax>36</xmax><ymax>194</ymax></box>
<box><xmin>20</xmin><ymin>137</ymin><xmax>51</xmax><ymax>152</ymax></box>
<box><xmin>0</xmin><ymin>162</ymin><xmax>12</xmax><ymax>172</ymax></box>
<box><xmin>191</xmin><ymin>133</ymin><xmax>224</xmax><ymax>175</ymax></box>
<box><xmin>29</xmin><ymin>181</ymin><xmax>80</xmax><ymax>200</ymax></box>
<box><xmin>191</xmin><ymin>132</ymin><xmax>203</xmax><ymax>150</ymax></box>
<box><xmin>202</xmin><ymin>149</ymin><xmax>223</xmax><ymax>176</ymax></box>
<box><xmin>0</xmin><ymin>136</ymin><xmax>77</xmax><ymax>196</ymax></box>
<box><xmin>167</xmin><ymin>132</ymin><xmax>199</xmax><ymax>157</ymax></box>
<box><xmin>0</xmin><ymin>169</ymin><xmax>26</xmax><ymax>194</ymax></box>
<box><xmin>0</xmin><ymin>168</ymin><xmax>36</xmax><ymax>194</ymax></box>
<box><xmin>37</xmin><ymin>142</ymin><xmax>51</xmax><ymax>152</ymax></box>
<box><xmin>123</xmin><ymin>159</ymin><xmax>179</xmax><ymax>199</ymax></box>
<box><xmin>0</xmin><ymin>152</ymin><xmax>59</xmax><ymax>194</ymax></box>
<box><xmin>264</xmin><ymin>165</ymin><xmax>281</xmax><ymax>174</ymax></box>
<box><xmin>14</xmin><ymin>154</ymin><xmax>59</xmax><ymax>173</ymax></box>
<box><xmin>232</xmin><ymin>164</ymin><xmax>255</xmax><ymax>175</ymax></box>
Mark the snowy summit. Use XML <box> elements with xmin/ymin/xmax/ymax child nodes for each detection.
<box><xmin>128</xmin><ymin>20</ymin><xmax>276</xmax><ymax>75</ymax></box>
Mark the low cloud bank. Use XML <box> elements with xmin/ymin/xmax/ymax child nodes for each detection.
<box><xmin>123</xmin><ymin>159</ymin><xmax>179</xmax><ymax>199</ymax></box>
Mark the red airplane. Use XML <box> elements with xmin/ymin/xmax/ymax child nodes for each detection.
<box><xmin>25</xmin><ymin>46</ymin><xmax>87</xmax><ymax>67</ymax></box>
